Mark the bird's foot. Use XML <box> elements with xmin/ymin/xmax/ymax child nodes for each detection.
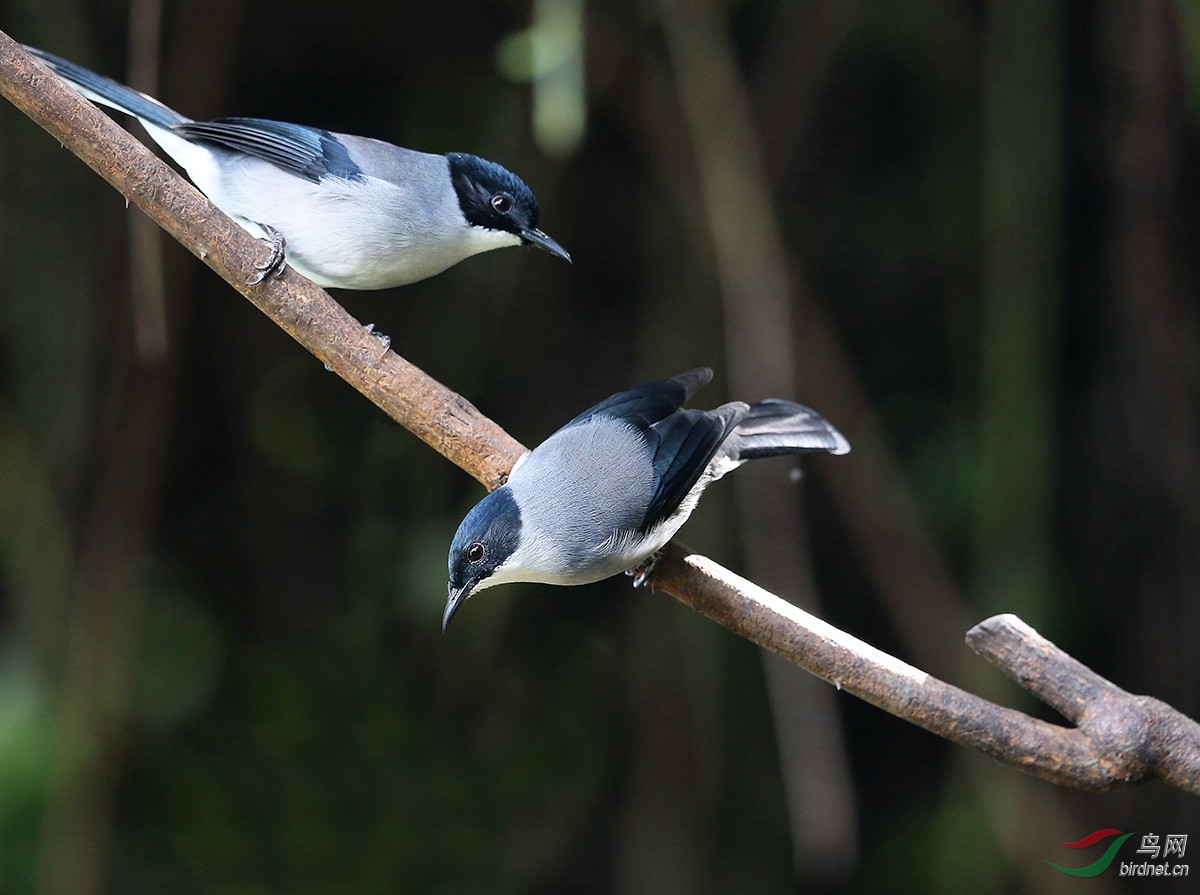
<box><xmin>625</xmin><ymin>552</ymin><xmax>663</xmax><ymax>589</ymax></box>
<box><xmin>363</xmin><ymin>323</ymin><xmax>392</xmax><ymax>354</ymax></box>
<box><xmin>247</xmin><ymin>224</ymin><xmax>287</xmax><ymax>285</ymax></box>
<box><xmin>323</xmin><ymin>323</ymin><xmax>391</xmax><ymax>372</ymax></box>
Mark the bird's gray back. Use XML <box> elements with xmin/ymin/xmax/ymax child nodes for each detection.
<box><xmin>509</xmin><ymin>418</ymin><xmax>656</xmax><ymax>576</ymax></box>
<box><xmin>333</xmin><ymin>135</ymin><xmax>448</xmax><ymax>189</ymax></box>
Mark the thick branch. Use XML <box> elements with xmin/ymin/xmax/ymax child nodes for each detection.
<box><xmin>4</xmin><ymin>29</ymin><xmax>1197</xmax><ymax>795</ymax></box>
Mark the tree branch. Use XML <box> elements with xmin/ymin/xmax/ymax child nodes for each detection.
<box><xmin>654</xmin><ymin>552</ymin><xmax>1200</xmax><ymax>792</ymax></box>
<box><xmin>4</xmin><ymin>29</ymin><xmax>1197</xmax><ymax>795</ymax></box>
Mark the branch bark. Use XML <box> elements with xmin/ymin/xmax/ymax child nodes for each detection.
<box><xmin>4</xmin><ymin>30</ymin><xmax>1197</xmax><ymax>796</ymax></box>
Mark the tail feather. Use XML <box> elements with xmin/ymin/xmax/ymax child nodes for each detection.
<box><xmin>25</xmin><ymin>46</ymin><xmax>188</xmax><ymax>129</ymax></box>
<box><xmin>727</xmin><ymin>399</ymin><xmax>850</xmax><ymax>460</ymax></box>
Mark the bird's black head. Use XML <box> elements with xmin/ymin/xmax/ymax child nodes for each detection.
<box><xmin>445</xmin><ymin>153</ymin><xmax>571</xmax><ymax>262</ymax></box>
<box><xmin>444</xmin><ymin>486</ymin><xmax>524</xmax><ymax>632</ymax></box>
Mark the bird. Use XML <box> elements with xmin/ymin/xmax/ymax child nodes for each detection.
<box><xmin>26</xmin><ymin>46</ymin><xmax>570</xmax><ymax>289</ymax></box>
<box><xmin>443</xmin><ymin>368</ymin><xmax>849</xmax><ymax>630</ymax></box>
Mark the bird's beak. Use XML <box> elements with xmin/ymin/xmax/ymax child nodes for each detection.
<box><xmin>520</xmin><ymin>227</ymin><xmax>571</xmax><ymax>263</ymax></box>
<box><xmin>442</xmin><ymin>584</ymin><xmax>470</xmax><ymax>633</ymax></box>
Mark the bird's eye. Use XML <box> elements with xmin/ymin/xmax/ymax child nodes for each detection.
<box><xmin>490</xmin><ymin>193</ymin><xmax>513</xmax><ymax>214</ymax></box>
<box><xmin>466</xmin><ymin>542</ymin><xmax>486</xmax><ymax>563</ymax></box>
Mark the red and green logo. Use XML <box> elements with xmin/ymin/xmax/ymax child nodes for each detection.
<box><xmin>1046</xmin><ymin>829</ymin><xmax>1135</xmax><ymax>877</ymax></box>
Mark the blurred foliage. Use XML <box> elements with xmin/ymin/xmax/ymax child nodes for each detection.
<box><xmin>2</xmin><ymin>0</ymin><xmax>1199</xmax><ymax>893</ymax></box>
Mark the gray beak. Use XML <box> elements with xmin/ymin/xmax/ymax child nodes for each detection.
<box><xmin>520</xmin><ymin>227</ymin><xmax>571</xmax><ymax>263</ymax></box>
<box><xmin>442</xmin><ymin>585</ymin><xmax>470</xmax><ymax>633</ymax></box>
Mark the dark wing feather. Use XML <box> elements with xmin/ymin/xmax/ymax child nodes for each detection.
<box><xmin>639</xmin><ymin>405</ymin><xmax>746</xmax><ymax>531</ymax></box>
<box><xmin>559</xmin><ymin>368</ymin><xmax>713</xmax><ymax>432</ymax></box>
<box><xmin>171</xmin><ymin>117</ymin><xmax>363</xmax><ymax>183</ymax></box>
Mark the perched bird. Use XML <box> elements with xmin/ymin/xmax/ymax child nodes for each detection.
<box><xmin>444</xmin><ymin>368</ymin><xmax>849</xmax><ymax>630</ymax></box>
<box><xmin>27</xmin><ymin>46</ymin><xmax>570</xmax><ymax>289</ymax></box>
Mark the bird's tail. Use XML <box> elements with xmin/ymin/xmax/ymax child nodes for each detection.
<box><xmin>727</xmin><ymin>399</ymin><xmax>850</xmax><ymax>461</ymax></box>
<box><xmin>25</xmin><ymin>46</ymin><xmax>188</xmax><ymax>129</ymax></box>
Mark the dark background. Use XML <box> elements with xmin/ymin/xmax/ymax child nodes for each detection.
<box><xmin>1</xmin><ymin>1</ymin><xmax>1198</xmax><ymax>892</ymax></box>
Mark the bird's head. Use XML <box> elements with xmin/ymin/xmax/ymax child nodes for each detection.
<box><xmin>446</xmin><ymin>153</ymin><xmax>571</xmax><ymax>262</ymax></box>
<box><xmin>444</xmin><ymin>485</ymin><xmax>524</xmax><ymax>632</ymax></box>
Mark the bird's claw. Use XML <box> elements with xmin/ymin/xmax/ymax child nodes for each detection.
<box><xmin>364</xmin><ymin>323</ymin><xmax>392</xmax><ymax>354</ymax></box>
<box><xmin>246</xmin><ymin>224</ymin><xmax>287</xmax><ymax>285</ymax></box>
<box><xmin>323</xmin><ymin>323</ymin><xmax>391</xmax><ymax>372</ymax></box>
<box><xmin>626</xmin><ymin>552</ymin><xmax>662</xmax><ymax>589</ymax></box>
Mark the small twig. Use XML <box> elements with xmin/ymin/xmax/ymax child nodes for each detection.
<box><xmin>4</xmin><ymin>29</ymin><xmax>1197</xmax><ymax>795</ymax></box>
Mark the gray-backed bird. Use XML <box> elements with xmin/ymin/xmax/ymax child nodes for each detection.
<box><xmin>444</xmin><ymin>368</ymin><xmax>849</xmax><ymax>630</ymax></box>
<box><xmin>27</xmin><ymin>46</ymin><xmax>570</xmax><ymax>289</ymax></box>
